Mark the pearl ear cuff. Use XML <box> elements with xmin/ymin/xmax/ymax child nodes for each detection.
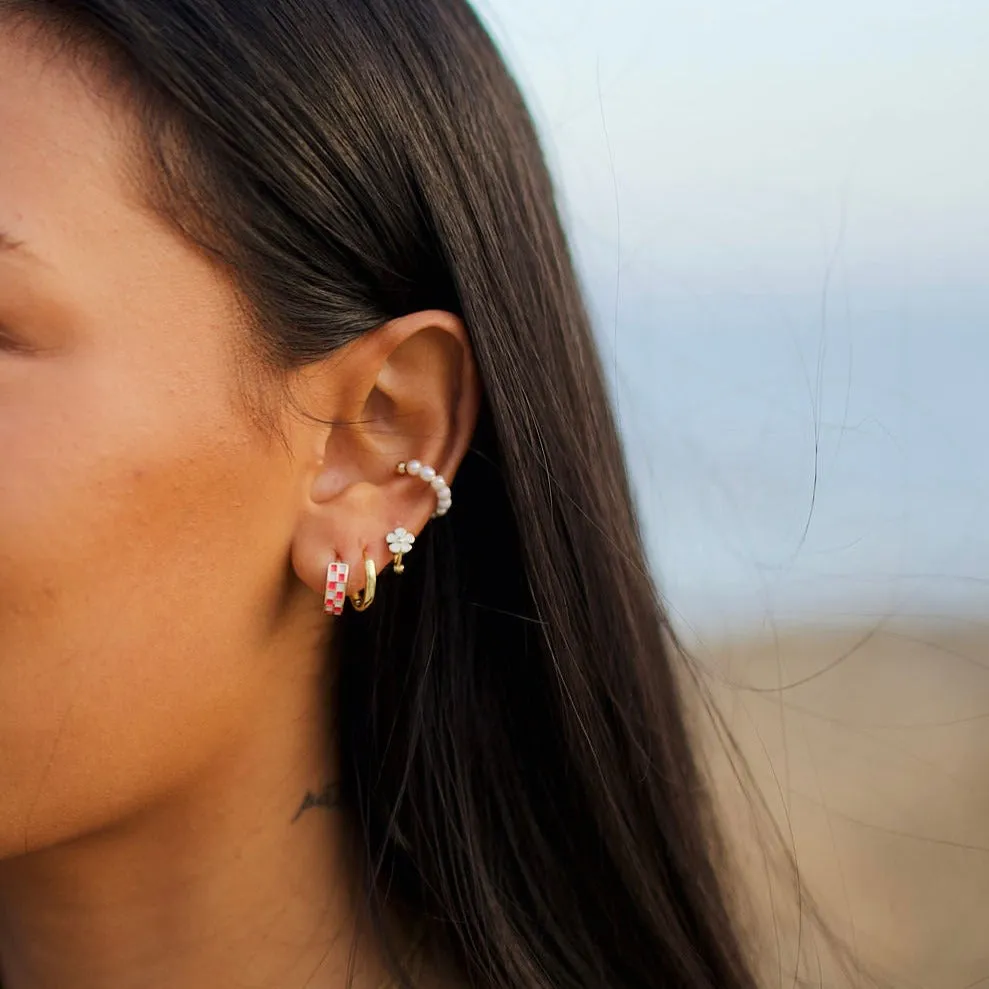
<box><xmin>396</xmin><ymin>460</ymin><xmax>452</xmax><ymax>518</ymax></box>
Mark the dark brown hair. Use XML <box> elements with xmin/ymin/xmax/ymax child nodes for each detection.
<box><xmin>2</xmin><ymin>2</ymin><xmax>777</xmax><ymax>986</ymax></box>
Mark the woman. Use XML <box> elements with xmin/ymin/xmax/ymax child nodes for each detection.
<box><xmin>0</xmin><ymin>1</ymin><xmax>770</xmax><ymax>986</ymax></box>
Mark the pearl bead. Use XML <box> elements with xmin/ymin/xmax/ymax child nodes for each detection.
<box><xmin>397</xmin><ymin>458</ymin><xmax>452</xmax><ymax>519</ymax></box>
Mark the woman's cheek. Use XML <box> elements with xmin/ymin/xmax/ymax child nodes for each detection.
<box><xmin>0</xmin><ymin>355</ymin><xmax>265</xmax><ymax>855</ymax></box>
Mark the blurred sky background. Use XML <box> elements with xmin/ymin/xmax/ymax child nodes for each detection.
<box><xmin>475</xmin><ymin>0</ymin><xmax>988</xmax><ymax>639</ymax></box>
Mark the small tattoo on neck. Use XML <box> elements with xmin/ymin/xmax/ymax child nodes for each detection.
<box><xmin>291</xmin><ymin>782</ymin><xmax>343</xmax><ymax>823</ymax></box>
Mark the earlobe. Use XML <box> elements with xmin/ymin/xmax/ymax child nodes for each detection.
<box><xmin>297</xmin><ymin>453</ymin><xmax>459</xmax><ymax>616</ymax></box>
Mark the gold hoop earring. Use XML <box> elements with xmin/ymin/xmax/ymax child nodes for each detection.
<box><xmin>349</xmin><ymin>550</ymin><xmax>377</xmax><ymax>612</ymax></box>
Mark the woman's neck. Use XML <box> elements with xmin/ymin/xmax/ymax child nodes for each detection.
<box><xmin>0</xmin><ymin>639</ymin><xmax>390</xmax><ymax>989</ymax></box>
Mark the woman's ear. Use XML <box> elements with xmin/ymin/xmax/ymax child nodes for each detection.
<box><xmin>288</xmin><ymin>309</ymin><xmax>481</xmax><ymax>604</ymax></box>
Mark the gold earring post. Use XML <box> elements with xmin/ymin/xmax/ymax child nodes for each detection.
<box><xmin>349</xmin><ymin>551</ymin><xmax>377</xmax><ymax>611</ymax></box>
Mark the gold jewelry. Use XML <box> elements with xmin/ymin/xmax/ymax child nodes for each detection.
<box><xmin>349</xmin><ymin>550</ymin><xmax>377</xmax><ymax>611</ymax></box>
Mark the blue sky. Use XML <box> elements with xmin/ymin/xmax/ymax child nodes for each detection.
<box><xmin>476</xmin><ymin>0</ymin><xmax>989</xmax><ymax>636</ymax></box>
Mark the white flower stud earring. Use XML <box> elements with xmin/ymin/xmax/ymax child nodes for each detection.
<box><xmin>386</xmin><ymin>527</ymin><xmax>415</xmax><ymax>574</ymax></box>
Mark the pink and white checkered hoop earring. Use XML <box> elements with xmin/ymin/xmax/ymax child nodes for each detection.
<box><xmin>323</xmin><ymin>560</ymin><xmax>349</xmax><ymax>616</ymax></box>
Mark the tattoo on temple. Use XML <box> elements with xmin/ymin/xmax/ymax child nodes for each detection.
<box><xmin>291</xmin><ymin>781</ymin><xmax>343</xmax><ymax>822</ymax></box>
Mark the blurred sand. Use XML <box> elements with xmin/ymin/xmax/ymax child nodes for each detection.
<box><xmin>689</xmin><ymin>617</ymin><xmax>989</xmax><ymax>988</ymax></box>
